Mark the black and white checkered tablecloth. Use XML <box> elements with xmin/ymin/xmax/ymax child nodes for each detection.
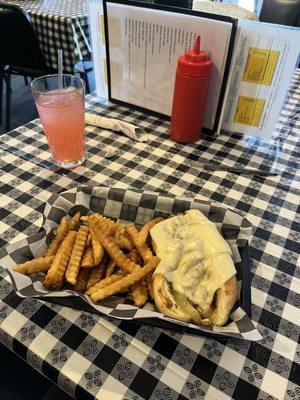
<box><xmin>0</xmin><ymin>0</ymin><xmax>90</xmax><ymax>73</ymax></box>
<box><xmin>0</xmin><ymin>70</ymin><xmax>299</xmax><ymax>399</ymax></box>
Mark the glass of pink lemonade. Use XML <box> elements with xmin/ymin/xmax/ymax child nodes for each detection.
<box><xmin>31</xmin><ymin>75</ymin><xmax>85</xmax><ymax>169</ymax></box>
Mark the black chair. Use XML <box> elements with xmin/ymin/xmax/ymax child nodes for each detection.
<box><xmin>259</xmin><ymin>0</ymin><xmax>300</xmax><ymax>26</ymax></box>
<box><xmin>74</xmin><ymin>59</ymin><xmax>93</xmax><ymax>94</ymax></box>
<box><xmin>0</xmin><ymin>4</ymin><xmax>50</xmax><ymax>132</ymax></box>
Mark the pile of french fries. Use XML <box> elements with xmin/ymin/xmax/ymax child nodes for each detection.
<box><xmin>14</xmin><ymin>212</ymin><xmax>163</xmax><ymax>307</ymax></box>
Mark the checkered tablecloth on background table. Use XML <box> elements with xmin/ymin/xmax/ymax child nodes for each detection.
<box><xmin>0</xmin><ymin>0</ymin><xmax>91</xmax><ymax>73</ymax></box>
<box><xmin>0</xmin><ymin>70</ymin><xmax>299</xmax><ymax>399</ymax></box>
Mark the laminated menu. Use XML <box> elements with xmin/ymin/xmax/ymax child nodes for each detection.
<box><xmin>221</xmin><ymin>20</ymin><xmax>300</xmax><ymax>137</ymax></box>
<box><xmin>88</xmin><ymin>0</ymin><xmax>300</xmax><ymax>137</ymax></box>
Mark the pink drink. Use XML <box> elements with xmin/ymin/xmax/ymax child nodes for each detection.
<box><xmin>35</xmin><ymin>88</ymin><xmax>85</xmax><ymax>167</ymax></box>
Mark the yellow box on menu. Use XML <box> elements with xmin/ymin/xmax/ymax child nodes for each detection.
<box><xmin>234</xmin><ymin>96</ymin><xmax>266</xmax><ymax>127</ymax></box>
<box><xmin>243</xmin><ymin>47</ymin><xmax>280</xmax><ymax>86</ymax></box>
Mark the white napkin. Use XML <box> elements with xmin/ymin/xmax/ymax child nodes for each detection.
<box><xmin>85</xmin><ymin>113</ymin><xmax>148</xmax><ymax>142</ymax></box>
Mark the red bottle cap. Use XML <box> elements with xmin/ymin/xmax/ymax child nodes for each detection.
<box><xmin>177</xmin><ymin>36</ymin><xmax>212</xmax><ymax>77</ymax></box>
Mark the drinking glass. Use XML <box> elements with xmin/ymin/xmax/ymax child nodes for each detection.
<box><xmin>31</xmin><ymin>75</ymin><xmax>85</xmax><ymax>169</ymax></box>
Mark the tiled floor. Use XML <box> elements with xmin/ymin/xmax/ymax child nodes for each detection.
<box><xmin>0</xmin><ymin>344</ymin><xmax>74</xmax><ymax>400</ymax></box>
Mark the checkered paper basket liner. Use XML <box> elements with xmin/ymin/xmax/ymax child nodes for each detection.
<box><xmin>0</xmin><ymin>186</ymin><xmax>262</xmax><ymax>340</ymax></box>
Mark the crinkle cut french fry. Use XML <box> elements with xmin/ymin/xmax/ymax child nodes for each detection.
<box><xmin>81</xmin><ymin>246</ymin><xmax>95</xmax><ymax>268</ymax></box>
<box><xmin>126</xmin><ymin>224</ymin><xmax>154</xmax><ymax>299</ymax></box>
<box><xmin>138</xmin><ymin>217</ymin><xmax>164</xmax><ymax>246</ymax></box>
<box><xmin>90</xmin><ymin>229</ymin><xmax>104</xmax><ymax>265</ymax></box>
<box><xmin>114</xmin><ymin>226</ymin><xmax>134</xmax><ymax>251</ymax></box>
<box><xmin>14</xmin><ymin>256</ymin><xmax>54</xmax><ymax>275</ymax></box>
<box><xmin>68</xmin><ymin>211</ymin><xmax>81</xmax><ymax>231</ymax></box>
<box><xmin>105</xmin><ymin>258</ymin><xmax>116</xmax><ymax>277</ymax></box>
<box><xmin>127</xmin><ymin>249</ymin><xmax>143</xmax><ymax>266</ymax></box>
<box><xmin>89</xmin><ymin>223</ymin><xmax>139</xmax><ymax>274</ymax></box>
<box><xmin>125</xmin><ymin>224</ymin><xmax>153</xmax><ymax>263</ymax></box>
<box><xmin>90</xmin><ymin>257</ymin><xmax>159</xmax><ymax>302</ymax></box>
<box><xmin>126</xmin><ymin>220</ymin><xmax>161</xmax><ymax>299</ymax></box>
<box><xmin>38</xmin><ymin>214</ymin><xmax>161</xmax><ymax>303</ymax></box>
<box><xmin>80</xmin><ymin>215</ymin><xmax>89</xmax><ymax>223</ymax></box>
<box><xmin>74</xmin><ymin>268</ymin><xmax>91</xmax><ymax>293</ymax></box>
<box><xmin>86</xmin><ymin>273</ymin><xmax>124</xmax><ymax>295</ymax></box>
<box><xmin>45</xmin><ymin>216</ymin><xmax>68</xmax><ymax>257</ymax></box>
<box><xmin>115</xmin><ymin>235</ymin><xmax>133</xmax><ymax>251</ymax></box>
<box><xmin>43</xmin><ymin>231</ymin><xmax>77</xmax><ymax>290</ymax></box>
<box><xmin>99</xmin><ymin>215</ymin><xmax>120</xmax><ymax>236</ymax></box>
<box><xmin>87</xmin><ymin>214</ymin><xmax>120</xmax><ymax>236</ymax></box>
<box><xmin>66</xmin><ymin>225</ymin><xmax>89</xmax><ymax>285</ymax></box>
<box><xmin>128</xmin><ymin>249</ymin><xmax>148</xmax><ymax>307</ymax></box>
<box><xmin>131</xmin><ymin>280</ymin><xmax>148</xmax><ymax>307</ymax></box>
<box><xmin>86</xmin><ymin>257</ymin><xmax>107</xmax><ymax>290</ymax></box>
<box><xmin>86</xmin><ymin>233</ymin><xmax>92</xmax><ymax>246</ymax></box>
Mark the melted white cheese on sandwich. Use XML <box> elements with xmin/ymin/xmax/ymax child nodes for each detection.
<box><xmin>150</xmin><ymin>210</ymin><xmax>236</xmax><ymax>313</ymax></box>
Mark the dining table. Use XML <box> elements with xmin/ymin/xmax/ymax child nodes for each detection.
<box><xmin>0</xmin><ymin>0</ymin><xmax>91</xmax><ymax>73</ymax></box>
<box><xmin>0</xmin><ymin>70</ymin><xmax>299</xmax><ymax>400</ymax></box>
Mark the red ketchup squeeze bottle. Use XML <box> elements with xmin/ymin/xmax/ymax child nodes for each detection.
<box><xmin>170</xmin><ymin>36</ymin><xmax>212</xmax><ymax>143</ymax></box>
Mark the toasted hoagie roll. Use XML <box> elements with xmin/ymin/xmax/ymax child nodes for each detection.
<box><xmin>153</xmin><ymin>273</ymin><xmax>237</xmax><ymax>326</ymax></box>
<box><xmin>150</xmin><ymin>210</ymin><xmax>238</xmax><ymax>327</ymax></box>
